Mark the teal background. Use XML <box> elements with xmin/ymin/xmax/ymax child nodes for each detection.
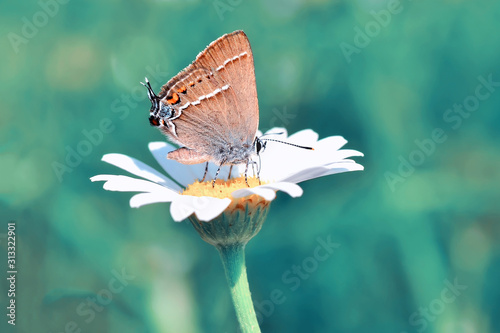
<box><xmin>1</xmin><ymin>0</ymin><xmax>500</xmax><ymax>332</ymax></box>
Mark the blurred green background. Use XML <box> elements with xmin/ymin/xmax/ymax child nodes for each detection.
<box><xmin>1</xmin><ymin>0</ymin><xmax>499</xmax><ymax>332</ymax></box>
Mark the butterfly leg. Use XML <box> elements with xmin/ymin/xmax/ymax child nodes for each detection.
<box><xmin>251</xmin><ymin>161</ymin><xmax>262</xmax><ymax>185</ymax></box>
<box><xmin>201</xmin><ymin>162</ymin><xmax>209</xmax><ymax>182</ymax></box>
<box><xmin>244</xmin><ymin>160</ymin><xmax>250</xmax><ymax>187</ymax></box>
<box><xmin>212</xmin><ymin>164</ymin><xmax>223</xmax><ymax>188</ymax></box>
<box><xmin>228</xmin><ymin>165</ymin><xmax>233</xmax><ymax>180</ymax></box>
<box><xmin>256</xmin><ymin>163</ymin><xmax>261</xmax><ymax>185</ymax></box>
<box><xmin>249</xmin><ymin>160</ymin><xmax>261</xmax><ymax>185</ymax></box>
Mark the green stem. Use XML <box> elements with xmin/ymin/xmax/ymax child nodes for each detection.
<box><xmin>217</xmin><ymin>244</ymin><xmax>261</xmax><ymax>333</ymax></box>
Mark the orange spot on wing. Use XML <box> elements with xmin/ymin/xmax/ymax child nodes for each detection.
<box><xmin>177</xmin><ymin>86</ymin><xmax>187</xmax><ymax>94</ymax></box>
<box><xmin>167</xmin><ymin>92</ymin><xmax>180</xmax><ymax>104</ymax></box>
<box><xmin>188</xmin><ymin>82</ymin><xmax>195</xmax><ymax>87</ymax></box>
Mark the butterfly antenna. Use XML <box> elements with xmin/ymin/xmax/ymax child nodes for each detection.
<box><xmin>140</xmin><ymin>77</ymin><xmax>151</xmax><ymax>90</ymax></box>
<box><xmin>259</xmin><ymin>131</ymin><xmax>285</xmax><ymax>138</ymax></box>
<box><xmin>141</xmin><ymin>77</ymin><xmax>159</xmax><ymax>109</ymax></box>
<box><xmin>261</xmin><ymin>138</ymin><xmax>314</xmax><ymax>150</ymax></box>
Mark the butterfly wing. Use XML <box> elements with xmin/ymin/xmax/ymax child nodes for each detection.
<box><xmin>189</xmin><ymin>30</ymin><xmax>259</xmax><ymax>142</ymax></box>
<box><xmin>154</xmin><ymin>31</ymin><xmax>259</xmax><ymax>164</ymax></box>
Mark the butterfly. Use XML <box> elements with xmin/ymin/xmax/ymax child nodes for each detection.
<box><xmin>142</xmin><ymin>30</ymin><xmax>262</xmax><ymax>186</ymax></box>
<box><xmin>143</xmin><ymin>30</ymin><xmax>312</xmax><ymax>186</ymax></box>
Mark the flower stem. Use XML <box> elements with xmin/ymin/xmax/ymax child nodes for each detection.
<box><xmin>217</xmin><ymin>244</ymin><xmax>261</xmax><ymax>333</ymax></box>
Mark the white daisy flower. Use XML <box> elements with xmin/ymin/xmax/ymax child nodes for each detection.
<box><xmin>90</xmin><ymin>128</ymin><xmax>363</xmax><ymax>223</ymax></box>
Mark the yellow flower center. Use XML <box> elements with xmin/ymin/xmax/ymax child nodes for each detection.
<box><xmin>182</xmin><ymin>176</ymin><xmax>262</xmax><ymax>199</ymax></box>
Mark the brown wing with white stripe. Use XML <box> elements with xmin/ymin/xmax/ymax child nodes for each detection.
<box><xmin>156</xmin><ymin>31</ymin><xmax>259</xmax><ymax>158</ymax></box>
<box><xmin>190</xmin><ymin>30</ymin><xmax>259</xmax><ymax>141</ymax></box>
<box><xmin>157</xmin><ymin>67</ymin><xmax>239</xmax><ymax>155</ymax></box>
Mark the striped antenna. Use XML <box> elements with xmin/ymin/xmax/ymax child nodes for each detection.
<box><xmin>261</xmin><ymin>138</ymin><xmax>314</xmax><ymax>150</ymax></box>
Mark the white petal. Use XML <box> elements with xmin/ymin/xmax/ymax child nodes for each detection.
<box><xmin>264</xmin><ymin>127</ymin><xmax>288</xmax><ymax>137</ymax></box>
<box><xmin>91</xmin><ymin>174</ymin><xmax>177</xmax><ymax>196</ymax></box>
<box><xmin>258</xmin><ymin>130</ymin><xmax>365</xmax><ymax>182</ymax></box>
<box><xmin>325</xmin><ymin>162</ymin><xmax>365</xmax><ymax>173</ymax></box>
<box><xmin>316</xmin><ymin>136</ymin><xmax>348</xmax><ymax>151</ymax></box>
<box><xmin>194</xmin><ymin>197</ymin><xmax>232</xmax><ymax>222</ymax></box>
<box><xmin>130</xmin><ymin>190</ymin><xmax>179</xmax><ymax>208</ymax></box>
<box><xmin>333</xmin><ymin>149</ymin><xmax>364</xmax><ymax>159</ymax></box>
<box><xmin>279</xmin><ymin>167</ymin><xmax>331</xmax><ymax>184</ymax></box>
<box><xmin>170</xmin><ymin>196</ymin><xmax>195</xmax><ymax>222</ymax></box>
<box><xmin>102</xmin><ymin>153</ymin><xmax>181</xmax><ymax>191</ymax></box>
<box><xmin>280</xmin><ymin>162</ymin><xmax>364</xmax><ymax>184</ymax></box>
<box><xmin>287</xmin><ymin>129</ymin><xmax>318</xmax><ymax>146</ymax></box>
<box><xmin>169</xmin><ymin>195</ymin><xmax>231</xmax><ymax>222</ymax></box>
<box><xmin>258</xmin><ymin>182</ymin><xmax>303</xmax><ymax>197</ymax></box>
<box><xmin>257</xmin><ymin>129</ymin><xmax>321</xmax><ymax>180</ymax></box>
<box><xmin>306</xmin><ymin>149</ymin><xmax>364</xmax><ymax>169</ymax></box>
<box><xmin>148</xmin><ymin>142</ymin><xmax>205</xmax><ymax>186</ymax></box>
<box><xmin>232</xmin><ymin>187</ymin><xmax>277</xmax><ymax>201</ymax></box>
<box><xmin>232</xmin><ymin>182</ymin><xmax>302</xmax><ymax>201</ymax></box>
<box><xmin>258</xmin><ymin>142</ymin><xmax>314</xmax><ymax>181</ymax></box>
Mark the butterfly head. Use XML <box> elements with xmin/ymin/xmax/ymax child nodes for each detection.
<box><xmin>141</xmin><ymin>77</ymin><xmax>175</xmax><ymax>127</ymax></box>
